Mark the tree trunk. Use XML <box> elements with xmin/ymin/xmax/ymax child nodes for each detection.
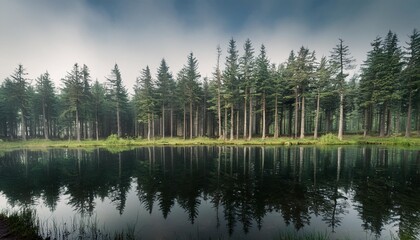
<box><xmin>230</xmin><ymin>105</ymin><xmax>234</xmax><ymax>140</ymax></box>
<box><xmin>152</xmin><ymin>113</ymin><xmax>155</xmax><ymax>139</ymax></box>
<box><xmin>190</xmin><ymin>102</ymin><xmax>193</xmax><ymax>139</ymax></box>
<box><xmin>274</xmin><ymin>95</ymin><xmax>279</xmax><ymax>138</ymax></box>
<box><xmin>170</xmin><ymin>107</ymin><xmax>174</xmax><ymax>138</ymax></box>
<box><xmin>217</xmin><ymin>88</ymin><xmax>222</xmax><ymax>138</ymax></box>
<box><xmin>183</xmin><ymin>105</ymin><xmax>186</xmax><ymax>140</ymax></box>
<box><xmin>294</xmin><ymin>88</ymin><xmax>299</xmax><ymax>138</ymax></box>
<box><xmin>21</xmin><ymin>109</ymin><xmax>27</xmax><ymax>141</ymax></box>
<box><xmin>338</xmin><ymin>92</ymin><xmax>344</xmax><ymax>140</ymax></box>
<box><xmin>386</xmin><ymin>108</ymin><xmax>391</xmax><ymax>136</ymax></box>
<box><xmin>363</xmin><ymin>108</ymin><xmax>368</xmax><ymax>137</ymax></box>
<box><xmin>262</xmin><ymin>92</ymin><xmax>266</xmax><ymax>139</ymax></box>
<box><xmin>147</xmin><ymin>113</ymin><xmax>151</xmax><ymax>141</ymax></box>
<box><xmin>162</xmin><ymin>105</ymin><xmax>165</xmax><ymax>139</ymax></box>
<box><xmin>379</xmin><ymin>104</ymin><xmax>387</xmax><ymax>137</ymax></box>
<box><xmin>224</xmin><ymin>106</ymin><xmax>228</xmax><ymax>140</ymax></box>
<box><xmin>236</xmin><ymin>110</ymin><xmax>239</xmax><ymax>140</ymax></box>
<box><xmin>243</xmin><ymin>89</ymin><xmax>248</xmax><ymax>139</ymax></box>
<box><xmin>116</xmin><ymin>102</ymin><xmax>121</xmax><ymax>138</ymax></box>
<box><xmin>405</xmin><ymin>91</ymin><xmax>412</xmax><ymax>137</ymax></box>
<box><xmin>248</xmin><ymin>91</ymin><xmax>253</xmax><ymax>140</ymax></box>
<box><xmin>76</xmin><ymin>107</ymin><xmax>80</xmax><ymax>141</ymax></box>
<box><xmin>96</xmin><ymin>118</ymin><xmax>99</xmax><ymax>141</ymax></box>
<box><xmin>42</xmin><ymin>101</ymin><xmax>49</xmax><ymax>140</ymax></box>
<box><xmin>195</xmin><ymin>106</ymin><xmax>199</xmax><ymax>137</ymax></box>
<box><xmin>300</xmin><ymin>96</ymin><xmax>305</xmax><ymax>139</ymax></box>
<box><xmin>314</xmin><ymin>92</ymin><xmax>320</xmax><ymax>139</ymax></box>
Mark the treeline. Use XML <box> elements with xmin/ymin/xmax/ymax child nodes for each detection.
<box><xmin>0</xmin><ymin>29</ymin><xmax>419</xmax><ymax>141</ymax></box>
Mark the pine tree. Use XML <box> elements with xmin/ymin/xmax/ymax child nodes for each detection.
<box><xmin>359</xmin><ymin>37</ymin><xmax>382</xmax><ymax>136</ymax></box>
<box><xmin>156</xmin><ymin>59</ymin><xmax>175</xmax><ymax>138</ymax></box>
<box><xmin>10</xmin><ymin>65</ymin><xmax>30</xmax><ymax>141</ymax></box>
<box><xmin>135</xmin><ymin>66</ymin><xmax>155</xmax><ymax>140</ymax></box>
<box><xmin>81</xmin><ymin>64</ymin><xmax>92</xmax><ymax>139</ymax></box>
<box><xmin>62</xmin><ymin>63</ymin><xmax>84</xmax><ymax>141</ymax></box>
<box><xmin>183</xmin><ymin>53</ymin><xmax>201</xmax><ymax>139</ymax></box>
<box><xmin>207</xmin><ymin>46</ymin><xmax>224</xmax><ymax>139</ymax></box>
<box><xmin>292</xmin><ymin>47</ymin><xmax>316</xmax><ymax>139</ymax></box>
<box><xmin>223</xmin><ymin>39</ymin><xmax>239</xmax><ymax>140</ymax></box>
<box><xmin>35</xmin><ymin>71</ymin><xmax>56</xmax><ymax>140</ymax></box>
<box><xmin>91</xmin><ymin>80</ymin><xmax>106</xmax><ymax>140</ymax></box>
<box><xmin>403</xmin><ymin>29</ymin><xmax>420</xmax><ymax>137</ymax></box>
<box><xmin>330</xmin><ymin>39</ymin><xmax>355</xmax><ymax>140</ymax></box>
<box><xmin>255</xmin><ymin>45</ymin><xmax>271</xmax><ymax>139</ymax></box>
<box><xmin>272</xmin><ymin>63</ymin><xmax>286</xmax><ymax>138</ymax></box>
<box><xmin>107</xmin><ymin>64</ymin><xmax>128</xmax><ymax>138</ymax></box>
<box><xmin>239</xmin><ymin>39</ymin><xmax>255</xmax><ymax>140</ymax></box>
<box><xmin>373</xmin><ymin>31</ymin><xmax>402</xmax><ymax>136</ymax></box>
<box><xmin>313</xmin><ymin>57</ymin><xmax>332</xmax><ymax>138</ymax></box>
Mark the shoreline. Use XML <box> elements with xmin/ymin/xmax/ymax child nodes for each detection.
<box><xmin>1</xmin><ymin>135</ymin><xmax>420</xmax><ymax>150</ymax></box>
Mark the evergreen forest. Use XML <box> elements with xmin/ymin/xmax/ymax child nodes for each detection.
<box><xmin>1</xmin><ymin>29</ymin><xmax>419</xmax><ymax>141</ymax></box>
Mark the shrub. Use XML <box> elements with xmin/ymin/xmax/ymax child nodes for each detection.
<box><xmin>319</xmin><ymin>133</ymin><xmax>340</xmax><ymax>144</ymax></box>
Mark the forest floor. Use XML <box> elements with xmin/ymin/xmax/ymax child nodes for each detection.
<box><xmin>1</xmin><ymin>134</ymin><xmax>420</xmax><ymax>150</ymax></box>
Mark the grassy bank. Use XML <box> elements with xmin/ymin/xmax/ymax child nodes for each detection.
<box><xmin>1</xmin><ymin>134</ymin><xmax>420</xmax><ymax>150</ymax></box>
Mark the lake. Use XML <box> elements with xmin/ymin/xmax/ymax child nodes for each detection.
<box><xmin>0</xmin><ymin>146</ymin><xmax>419</xmax><ymax>239</ymax></box>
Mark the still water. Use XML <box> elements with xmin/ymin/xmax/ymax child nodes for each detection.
<box><xmin>0</xmin><ymin>146</ymin><xmax>419</xmax><ymax>239</ymax></box>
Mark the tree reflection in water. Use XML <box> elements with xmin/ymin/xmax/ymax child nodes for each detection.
<box><xmin>0</xmin><ymin>146</ymin><xmax>419</xmax><ymax>239</ymax></box>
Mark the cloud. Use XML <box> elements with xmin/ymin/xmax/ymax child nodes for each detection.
<box><xmin>0</xmin><ymin>0</ymin><xmax>418</xmax><ymax>95</ymax></box>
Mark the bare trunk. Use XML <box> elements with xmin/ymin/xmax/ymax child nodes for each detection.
<box><xmin>170</xmin><ymin>107</ymin><xmax>173</xmax><ymax>138</ymax></box>
<box><xmin>243</xmin><ymin>89</ymin><xmax>247</xmax><ymax>139</ymax></box>
<box><xmin>224</xmin><ymin>106</ymin><xmax>228</xmax><ymax>140</ymax></box>
<box><xmin>363</xmin><ymin>108</ymin><xmax>368</xmax><ymax>137</ymax></box>
<box><xmin>379</xmin><ymin>103</ymin><xmax>387</xmax><ymax>137</ymax></box>
<box><xmin>262</xmin><ymin>92</ymin><xmax>266</xmax><ymax>139</ymax></box>
<box><xmin>117</xmin><ymin>102</ymin><xmax>121</xmax><ymax>138</ymax></box>
<box><xmin>230</xmin><ymin>105</ymin><xmax>234</xmax><ymax>140</ymax></box>
<box><xmin>183</xmin><ymin>105</ymin><xmax>186</xmax><ymax>140</ymax></box>
<box><xmin>76</xmin><ymin>107</ymin><xmax>80</xmax><ymax>141</ymax></box>
<box><xmin>147</xmin><ymin>113</ymin><xmax>151</xmax><ymax>141</ymax></box>
<box><xmin>405</xmin><ymin>91</ymin><xmax>412</xmax><ymax>137</ymax></box>
<box><xmin>152</xmin><ymin>113</ymin><xmax>155</xmax><ymax>139</ymax></box>
<box><xmin>190</xmin><ymin>102</ymin><xmax>193</xmax><ymax>139</ymax></box>
<box><xmin>95</xmin><ymin>119</ymin><xmax>99</xmax><ymax>141</ymax></box>
<box><xmin>294</xmin><ymin>88</ymin><xmax>299</xmax><ymax>138</ymax></box>
<box><xmin>195</xmin><ymin>106</ymin><xmax>199</xmax><ymax>137</ymax></box>
<box><xmin>386</xmin><ymin>108</ymin><xmax>391</xmax><ymax>136</ymax></box>
<box><xmin>217</xmin><ymin>89</ymin><xmax>222</xmax><ymax>138</ymax></box>
<box><xmin>274</xmin><ymin>95</ymin><xmax>279</xmax><ymax>138</ymax></box>
<box><xmin>42</xmin><ymin>101</ymin><xmax>49</xmax><ymax>140</ymax></box>
<box><xmin>300</xmin><ymin>96</ymin><xmax>305</xmax><ymax>139</ymax></box>
<box><xmin>236</xmin><ymin>110</ymin><xmax>239</xmax><ymax>140</ymax></box>
<box><xmin>338</xmin><ymin>92</ymin><xmax>344</xmax><ymax>140</ymax></box>
<box><xmin>162</xmin><ymin>105</ymin><xmax>165</xmax><ymax>139</ymax></box>
<box><xmin>314</xmin><ymin>92</ymin><xmax>320</xmax><ymax>139</ymax></box>
<box><xmin>21</xmin><ymin>109</ymin><xmax>27</xmax><ymax>141</ymax></box>
<box><xmin>248</xmin><ymin>92</ymin><xmax>253</xmax><ymax>140</ymax></box>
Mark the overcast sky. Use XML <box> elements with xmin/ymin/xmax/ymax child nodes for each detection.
<box><xmin>0</xmin><ymin>0</ymin><xmax>419</xmax><ymax>94</ymax></box>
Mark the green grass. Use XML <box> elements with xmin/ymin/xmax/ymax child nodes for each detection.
<box><xmin>0</xmin><ymin>209</ymin><xmax>42</xmax><ymax>240</ymax></box>
<box><xmin>0</xmin><ymin>209</ymin><xmax>136</xmax><ymax>240</ymax></box>
<box><xmin>0</xmin><ymin>134</ymin><xmax>420</xmax><ymax>150</ymax></box>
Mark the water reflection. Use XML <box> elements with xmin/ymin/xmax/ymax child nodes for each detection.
<box><xmin>0</xmin><ymin>146</ymin><xmax>419</xmax><ymax>239</ymax></box>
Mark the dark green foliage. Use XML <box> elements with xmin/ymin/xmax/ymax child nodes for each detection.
<box><xmin>107</xmin><ymin>64</ymin><xmax>129</xmax><ymax>138</ymax></box>
<box><xmin>10</xmin><ymin>64</ymin><xmax>30</xmax><ymax>141</ymax></box>
<box><xmin>0</xmin><ymin>30</ymin><xmax>419</xmax><ymax>141</ymax></box>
